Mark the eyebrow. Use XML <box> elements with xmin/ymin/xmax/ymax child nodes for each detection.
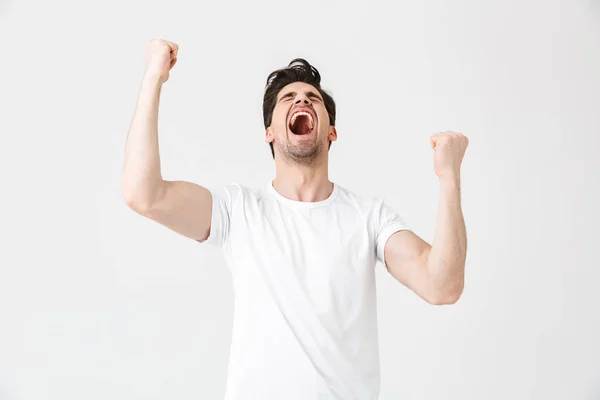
<box><xmin>278</xmin><ymin>91</ymin><xmax>323</xmax><ymax>102</ymax></box>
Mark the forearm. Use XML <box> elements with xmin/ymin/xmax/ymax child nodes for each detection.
<box><xmin>122</xmin><ymin>73</ymin><xmax>165</xmax><ymax>209</ymax></box>
<box><xmin>427</xmin><ymin>176</ymin><xmax>467</xmax><ymax>301</ymax></box>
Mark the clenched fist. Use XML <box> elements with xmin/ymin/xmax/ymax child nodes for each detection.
<box><xmin>430</xmin><ymin>131</ymin><xmax>469</xmax><ymax>181</ymax></box>
<box><xmin>144</xmin><ymin>39</ymin><xmax>179</xmax><ymax>83</ymax></box>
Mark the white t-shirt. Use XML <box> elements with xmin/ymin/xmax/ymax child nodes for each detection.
<box><xmin>204</xmin><ymin>181</ymin><xmax>410</xmax><ymax>400</ymax></box>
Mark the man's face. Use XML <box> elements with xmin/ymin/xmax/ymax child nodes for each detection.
<box><xmin>266</xmin><ymin>82</ymin><xmax>336</xmax><ymax>164</ymax></box>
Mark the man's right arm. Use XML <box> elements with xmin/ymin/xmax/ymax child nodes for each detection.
<box><xmin>122</xmin><ymin>40</ymin><xmax>212</xmax><ymax>242</ymax></box>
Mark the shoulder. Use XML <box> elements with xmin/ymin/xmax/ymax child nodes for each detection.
<box><xmin>334</xmin><ymin>183</ymin><xmax>386</xmax><ymax>213</ymax></box>
<box><xmin>334</xmin><ymin>183</ymin><xmax>407</xmax><ymax>230</ymax></box>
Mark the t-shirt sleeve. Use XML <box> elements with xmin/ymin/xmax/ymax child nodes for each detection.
<box><xmin>375</xmin><ymin>199</ymin><xmax>411</xmax><ymax>266</ymax></box>
<box><xmin>201</xmin><ymin>183</ymin><xmax>242</xmax><ymax>247</ymax></box>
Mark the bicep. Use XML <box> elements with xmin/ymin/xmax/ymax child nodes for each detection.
<box><xmin>384</xmin><ymin>230</ymin><xmax>433</xmax><ymax>302</ymax></box>
<box><xmin>137</xmin><ymin>180</ymin><xmax>214</xmax><ymax>242</ymax></box>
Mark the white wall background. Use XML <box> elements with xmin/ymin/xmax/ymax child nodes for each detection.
<box><xmin>1</xmin><ymin>0</ymin><xmax>599</xmax><ymax>399</ymax></box>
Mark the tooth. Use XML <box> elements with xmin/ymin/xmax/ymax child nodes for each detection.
<box><xmin>290</xmin><ymin>111</ymin><xmax>313</xmax><ymax>128</ymax></box>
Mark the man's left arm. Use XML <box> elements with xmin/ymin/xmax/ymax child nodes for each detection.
<box><xmin>384</xmin><ymin>131</ymin><xmax>469</xmax><ymax>305</ymax></box>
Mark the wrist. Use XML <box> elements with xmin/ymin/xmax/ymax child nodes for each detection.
<box><xmin>142</xmin><ymin>70</ymin><xmax>165</xmax><ymax>86</ymax></box>
<box><xmin>440</xmin><ymin>174</ymin><xmax>460</xmax><ymax>189</ymax></box>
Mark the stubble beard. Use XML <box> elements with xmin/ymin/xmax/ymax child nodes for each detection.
<box><xmin>277</xmin><ymin>135</ymin><xmax>324</xmax><ymax>166</ymax></box>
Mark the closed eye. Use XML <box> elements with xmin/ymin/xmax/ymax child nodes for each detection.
<box><xmin>278</xmin><ymin>91</ymin><xmax>323</xmax><ymax>103</ymax></box>
<box><xmin>279</xmin><ymin>93</ymin><xmax>294</xmax><ymax>102</ymax></box>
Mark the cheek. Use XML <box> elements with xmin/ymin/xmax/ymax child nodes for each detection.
<box><xmin>317</xmin><ymin>109</ymin><xmax>329</xmax><ymax>126</ymax></box>
<box><xmin>318</xmin><ymin>115</ymin><xmax>329</xmax><ymax>132</ymax></box>
<box><xmin>274</xmin><ymin>112</ymin><xmax>288</xmax><ymax>131</ymax></box>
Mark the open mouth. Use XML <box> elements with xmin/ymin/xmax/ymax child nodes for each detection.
<box><xmin>288</xmin><ymin>111</ymin><xmax>315</xmax><ymax>135</ymax></box>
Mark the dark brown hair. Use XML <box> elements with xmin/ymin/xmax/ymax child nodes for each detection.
<box><xmin>262</xmin><ymin>58</ymin><xmax>336</xmax><ymax>158</ymax></box>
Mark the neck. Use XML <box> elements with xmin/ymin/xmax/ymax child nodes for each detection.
<box><xmin>272</xmin><ymin>156</ymin><xmax>333</xmax><ymax>202</ymax></box>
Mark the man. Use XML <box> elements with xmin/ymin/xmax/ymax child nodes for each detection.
<box><xmin>122</xmin><ymin>39</ymin><xmax>468</xmax><ymax>399</ymax></box>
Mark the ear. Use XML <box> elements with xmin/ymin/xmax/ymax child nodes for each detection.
<box><xmin>265</xmin><ymin>127</ymin><xmax>274</xmax><ymax>143</ymax></box>
<box><xmin>328</xmin><ymin>126</ymin><xmax>338</xmax><ymax>142</ymax></box>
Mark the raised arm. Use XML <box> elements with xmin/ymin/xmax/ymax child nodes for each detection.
<box><xmin>384</xmin><ymin>131</ymin><xmax>468</xmax><ymax>305</ymax></box>
<box><xmin>122</xmin><ymin>39</ymin><xmax>212</xmax><ymax>242</ymax></box>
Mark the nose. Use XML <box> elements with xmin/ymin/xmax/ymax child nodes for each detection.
<box><xmin>294</xmin><ymin>94</ymin><xmax>311</xmax><ymax>105</ymax></box>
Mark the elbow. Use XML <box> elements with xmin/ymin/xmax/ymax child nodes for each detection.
<box><xmin>122</xmin><ymin>180</ymin><xmax>163</xmax><ymax>212</ymax></box>
<box><xmin>123</xmin><ymin>186</ymin><xmax>142</xmax><ymax>210</ymax></box>
<box><xmin>426</xmin><ymin>285</ymin><xmax>464</xmax><ymax>306</ymax></box>
<box><xmin>428</xmin><ymin>293</ymin><xmax>462</xmax><ymax>305</ymax></box>
<box><xmin>424</xmin><ymin>262</ymin><xmax>465</xmax><ymax>305</ymax></box>
<box><xmin>123</xmin><ymin>188</ymin><xmax>152</xmax><ymax>213</ymax></box>
<box><xmin>122</xmin><ymin>179</ymin><xmax>139</xmax><ymax>208</ymax></box>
